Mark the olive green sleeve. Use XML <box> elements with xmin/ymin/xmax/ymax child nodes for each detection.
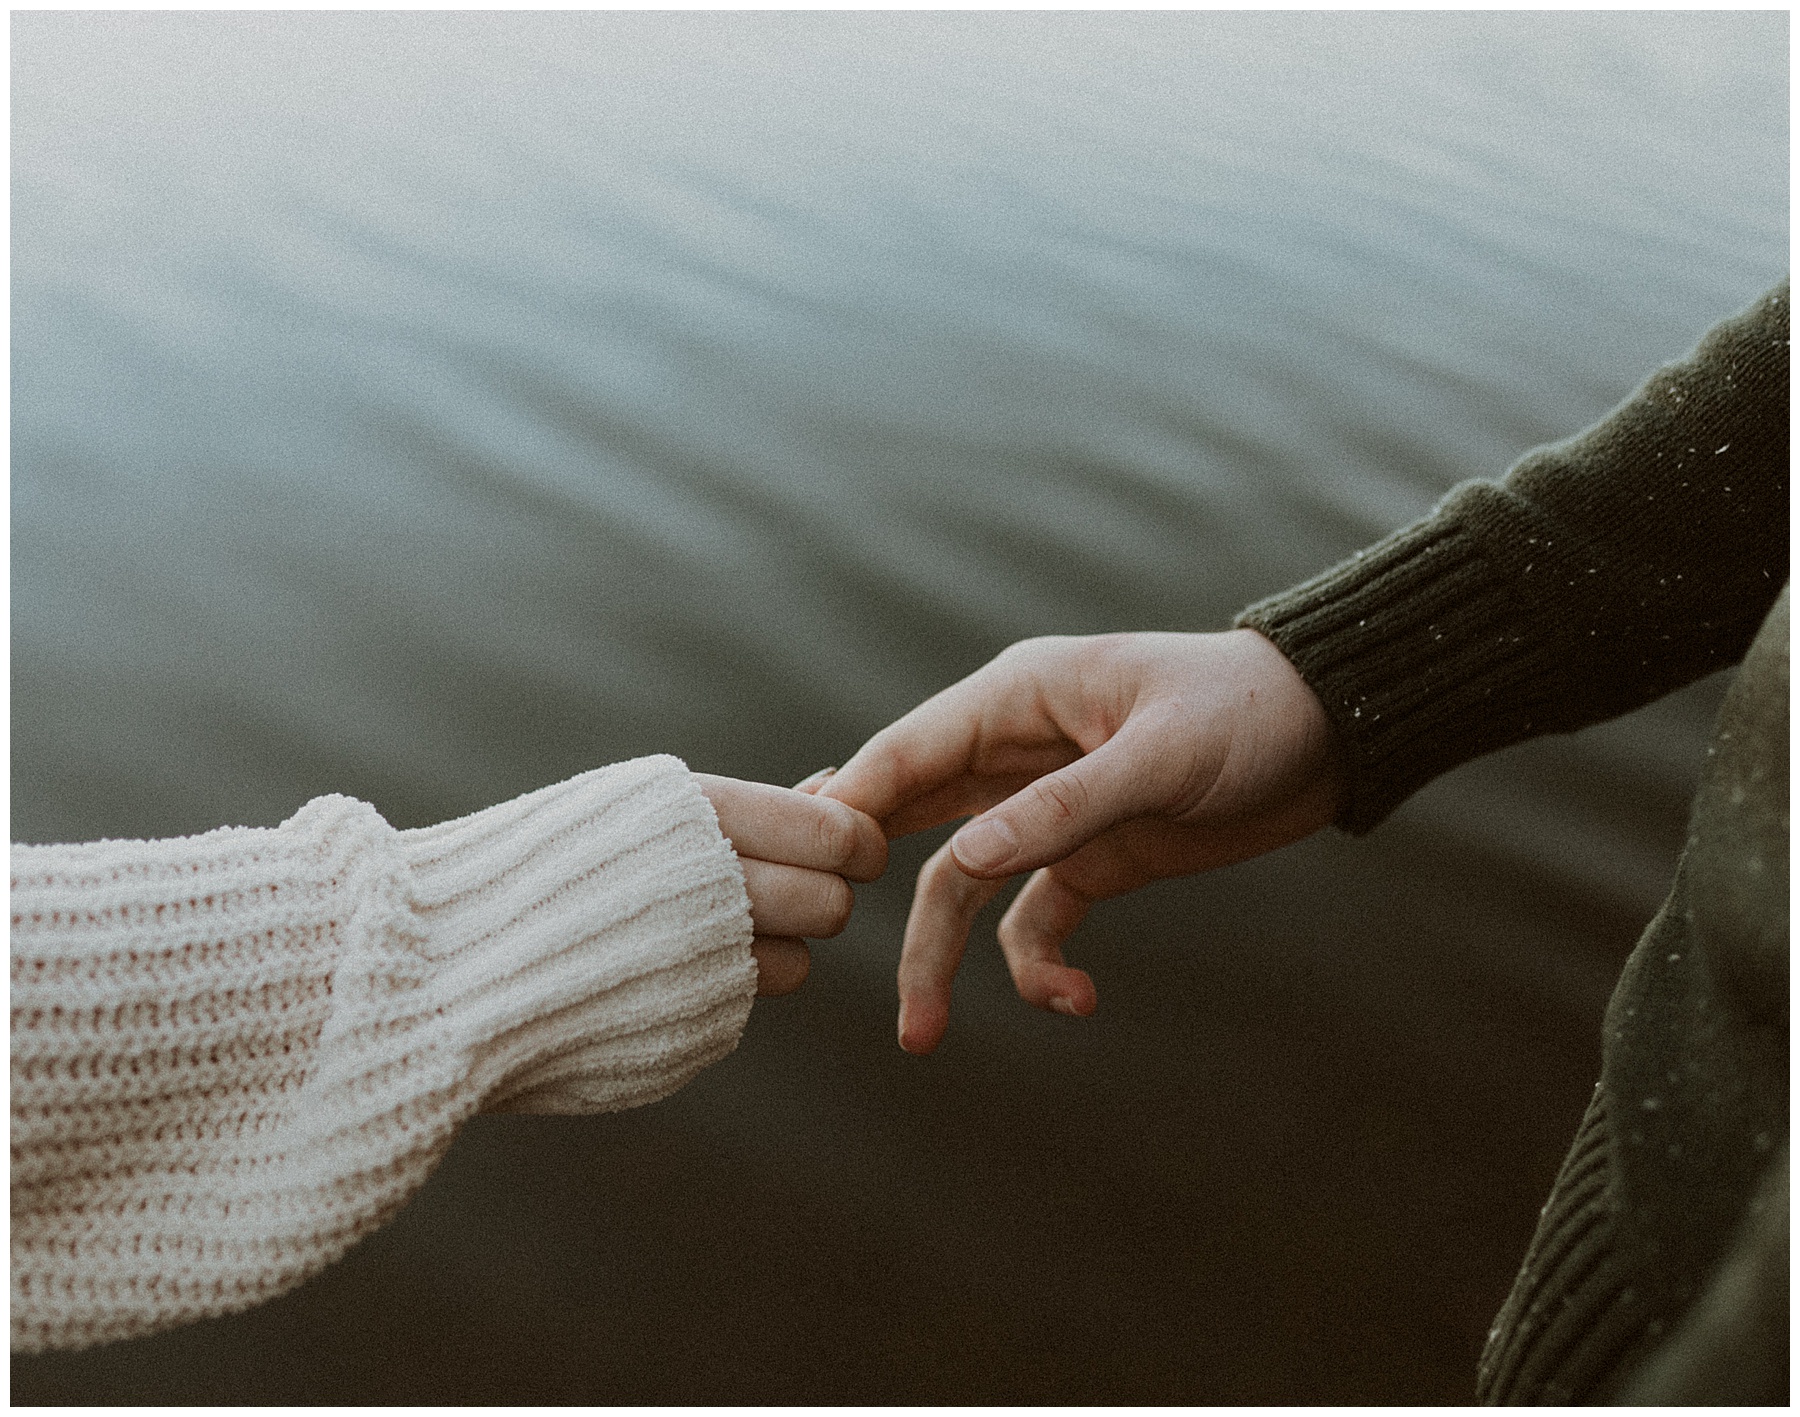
<box><xmin>1238</xmin><ymin>282</ymin><xmax>1789</xmax><ymax>834</ymax></box>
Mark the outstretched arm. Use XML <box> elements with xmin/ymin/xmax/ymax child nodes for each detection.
<box><xmin>11</xmin><ymin>756</ymin><xmax>883</xmax><ymax>1352</ymax></box>
<box><xmin>822</xmin><ymin>280</ymin><xmax>1785</xmax><ymax>1056</ymax></box>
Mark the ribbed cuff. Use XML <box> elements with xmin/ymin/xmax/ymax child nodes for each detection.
<box><xmin>397</xmin><ymin>755</ymin><xmax>757</xmax><ymax>1115</ymax></box>
<box><xmin>1236</xmin><ymin>487</ymin><xmax>1575</xmax><ymax>833</ymax></box>
<box><xmin>1477</xmin><ymin>1083</ymin><xmax>1637</xmax><ymax>1404</ymax></box>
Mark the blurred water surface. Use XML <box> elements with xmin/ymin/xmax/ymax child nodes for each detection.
<box><xmin>11</xmin><ymin>11</ymin><xmax>1786</xmax><ymax>1403</ymax></box>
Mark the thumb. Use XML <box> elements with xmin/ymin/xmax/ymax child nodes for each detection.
<box><xmin>948</xmin><ymin>733</ymin><xmax>1162</xmax><ymax>878</ymax></box>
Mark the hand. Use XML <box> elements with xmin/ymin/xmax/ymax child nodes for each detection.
<box><xmin>695</xmin><ymin>774</ymin><xmax>888</xmax><ymax>997</ymax></box>
<box><xmin>818</xmin><ymin>630</ymin><xmax>1346</xmax><ymax>1052</ymax></box>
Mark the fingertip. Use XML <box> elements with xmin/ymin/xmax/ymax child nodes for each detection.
<box><xmin>899</xmin><ymin>1025</ymin><xmax>941</xmax><ymax>1055</ymax></box>
<box><xmin>1054</xmin><ymin>983</ymin><xmax>1098</xmax><ymax>1017</ymax></box>
<box><xmin>898</xmin><ymin>993</ymin><xmax>948</xmax><ymax>1055</ymax></box>
<box><xmin>1034</xmin><ymin>967</ymin><xmax>1096</xmax><ymax>1017</ymax></box>
<box><xmin>751</xmin><ymin>937</ymin><xmax>811</xmax><ymax>997</ymax></box>
<box><xmin>843</xmin><ymin>806</ymin><xmax>890</xmax><ymax>882</ymax></box>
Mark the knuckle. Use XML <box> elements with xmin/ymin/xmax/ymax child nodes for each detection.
<box><xmin>815</xmin><ymin>874</ymin><xmax>855</xmax><ymax>937</ymax></box>
<box><xmin>999</xmin><ymin>633</ymin><xmax>1068</xmax><ymax>666</ymax></box>
<box><xmin>1032</xmin><ymin>771</ymin><xmax>1088</xmax><ymax>825</ymax></box>
<box><xmin>1083</xmin><ymin>630</ymin><xmax>1136</xmax><ymax>658</ymax></box>
<box><xmin>811</xmin><ymin>799</ymin><xmax>859</xmax><ymax>867</ymax></box>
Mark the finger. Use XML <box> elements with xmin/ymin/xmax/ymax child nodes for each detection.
<box><xmin>874</xmin><ymin>763</ymin><xmax>1071</xmax><ymax>841</ymax></box>
<box><xmin>996</xmin><ymin>870</ymin><xmax>1097</xmax><ymax>1016</ymax></box>
<box><xmin>823</xmin><ymin>652</ymin><xmax>1064</xmax><ymax>825</ymax></box>
<box><xmin>792</xmin><ymin>767</ymin><xmax>836</xmax><ymax>794</ymax></box>
<box><xmin>739</xmin><ymin>858</ymin><xmax>856</xmax><ymax>938</ymax></box>
<box><xmin>751</xmin><ymin>937</ymin><xmax>811</xmax><ymax>996</ymax></box>
<box><xmin>947</xmin><ymin>726</ymin><xmax>1166</xmax><ymax>879</ymax></box>
<box><xmin>820</xmin><ymin>697</ymin><xmax>983</xmax><ymax>826</ymax></box>
<box><xmin>827</xmin><ymin>745</ymin><xmax>1087</xmax><ymax>841</ymax></box>
<box><xmin>896</xmin><ymin>840</ymin><xmax>1009</xmax><ymax>1055</ymax></box>
<box><xmin>697</xmin><ymin>774</ymin><xmax>888</xmax><ymax>882</ymax></box>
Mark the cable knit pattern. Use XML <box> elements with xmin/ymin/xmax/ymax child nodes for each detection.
<box><xmin>10</xmin><ymin>754</ymin><xmax>757</xmax><ymax>1353</ymax></box>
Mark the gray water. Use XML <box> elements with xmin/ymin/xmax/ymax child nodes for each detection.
<box><xmin>11</xmin><ymin>11</ymin><xmax>1787</xmax><ymax>1403</ymax></box>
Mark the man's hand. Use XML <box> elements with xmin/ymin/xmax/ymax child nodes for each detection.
<box><xmin>817</xmin><ymin>630</ymin><xmax>1346</xmax><ymax>1052</ymax></box>
<box><xmin>694</xmin><ymin>774</ymin><xmax>888</xmax><ymax>996</ymax></box>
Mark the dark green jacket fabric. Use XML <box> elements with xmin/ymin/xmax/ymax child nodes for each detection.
<box><xmin>1238</xmin><ymin>283</ymin><xmax>1788</xmax><ymax>1404</ymax></box>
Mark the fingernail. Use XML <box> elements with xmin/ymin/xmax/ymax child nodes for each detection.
<box><xmin>794</xmin><ymin>767</ymin><xmax>837</xmax><ymax>792</ymax></box>
<box><xmin>1049</xmin><ymin>996</ymin><xmax>1080</xmax><ymax>1017</ymax></box>
<box><xmin>952</xmin><ymin>817</ymin><xmax>1018</xmax><ymax>872</ymax></box>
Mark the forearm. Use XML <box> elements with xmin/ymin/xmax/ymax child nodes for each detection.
<box><xmin>1239</xmin><ymin>281</ymin><xmax>1788</xmax><ymax>832</ymax></box>
<box><xmin>10</xmin><ymin>755</ymin><xmax>756</xmax><ymax>1352</ymax></box>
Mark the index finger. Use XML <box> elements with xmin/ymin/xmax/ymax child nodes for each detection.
<box><xmin>822</xmin><ymin>645</ymin><xmax>1088</xmax><ymax>833</ymax></box>
<box><xmin>818</xmin><ymin>683</ymin><xmax>989</xmax><ymax>827</ymax></box>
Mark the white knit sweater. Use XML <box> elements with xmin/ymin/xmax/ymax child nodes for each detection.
<box><xmin>10</xmin><ymin>755</ymin><xmax>758</xmax><ymax>1354</ymax></box>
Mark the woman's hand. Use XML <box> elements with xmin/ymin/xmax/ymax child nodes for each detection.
<box><xmin>694</xmin><ymin>774</ymin><xmax>888</xmax><ymax>996</ymax></box>
<box><xmin>818</xmin><ymin>630</ymin><xmax>1346</xmax><ymax>1052</ymax></box>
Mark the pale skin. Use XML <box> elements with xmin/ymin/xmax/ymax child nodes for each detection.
<box><xmin>811</xmin><ymin>629</ymin><xmax>1347</xmax><ymax>1052</ymax></box>
<box><xmin>694</xmin><ymin>774</ymin><xmax>887</xmax><ymax>997</ymax></box>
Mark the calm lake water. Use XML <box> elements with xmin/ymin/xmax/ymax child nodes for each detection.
<box><xmin>11</xmin><ymin>11</ymin><xmax>1786</xmax><ymax>1404</ymax></box>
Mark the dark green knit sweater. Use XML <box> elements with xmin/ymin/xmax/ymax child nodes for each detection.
<box><xmin>1239</xmin><ymin>283</ymin><xmax>1788</xmax><ymax>1404</ymax></box>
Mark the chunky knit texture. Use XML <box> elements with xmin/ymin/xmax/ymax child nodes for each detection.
<box><xmin>11</xmin><ymin>754</ymin><xmax>757</xmax><ymax>1353</ymax></box>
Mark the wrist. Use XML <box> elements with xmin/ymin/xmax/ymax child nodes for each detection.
<box><xmin>1232</xmin><ymin>627</ymin><xmax>1350</xmax><ymax>827</ymax></box>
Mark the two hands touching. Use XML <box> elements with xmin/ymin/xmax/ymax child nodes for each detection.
<box><xmin>719</xmin><ymin>629</ymin><xmax>1346</xmax><ymax>1052</ymax></box>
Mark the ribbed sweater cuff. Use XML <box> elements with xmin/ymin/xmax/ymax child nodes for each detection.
<box><xmin>1236</xmin><ymin>497</ymin><xmax>1575</xmax><ymax>834</ymax></box>
<box><xmin>396</xmin><ymin>755</ymin><xmax>757</xmax><ymax>1115</ymax></box>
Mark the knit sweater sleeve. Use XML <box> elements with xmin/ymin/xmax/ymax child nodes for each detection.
<box><xmin>10</xmin><ymin>754</ymin><xmax>757</xmax><ymax>1354</ymax></box>
<box><xmin>1238</xmin><ymin>281</ymin><xmax>1789</xmax><ymax>833</ymax></box>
